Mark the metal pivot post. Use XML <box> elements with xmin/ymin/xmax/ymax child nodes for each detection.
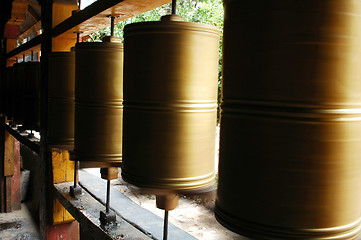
<box><xmin>163</xmin><ymin>210</ymin><xmax>169</xmax><ymax>240</ymax></box>
<box><xmin>106</xmin><ymin>180</ymin><xmax>110</xmax><ymax>213</ymax></box>
<box><xmin>73</xmin><ymin>31</ymin><xmax>82</xmax><ymax>44</ymax></box>
<box><xmin>172</xmin><ymin>0</ymin><xmax>177</xmax><ymax>15</ymax></box>
<box><xmin>156</xmin><ymin>194</ymin><xmax>179</xmax><ymax>240</ymax></box>
<box><xmin>110</xmin><ymin>16</ymin><xmax>115</xmax><ymax>37</ymax></box>
<box><xmin>70</xmin><ymin>160</ymin><xmax>82</xmax><ymax>197</ymax></box>
<box><xmin>100</xmin><ymin>167</ymin><xmax>118</xmax><ymax>224</ymax></box>
<box><xmin>106</xmin><ymin>15</ymin><xmax>119</xmax><ymax>38</ymax></box>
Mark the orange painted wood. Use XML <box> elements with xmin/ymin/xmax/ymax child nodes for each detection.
<box><xmin>11</xmin><ymin>139</ymin><xmax>21</xmax><ymax>211</ymax></box>
<box><xmin>47</xmin><ymin>221</ymin><xmax>79</xmax><ymax>240</ymax></box>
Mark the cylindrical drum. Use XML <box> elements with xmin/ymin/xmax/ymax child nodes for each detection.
<box><xmin>48</xmin><ymin>52</ymin><xmax>75</xmax><ymax>146</ymax></box>
<box><xmin>22</xmin><ymin>62</ymin><xmax>40</xmax><ymax>131</ymax></box>
<box><xmin>74</xmin><ymin>37</ymin><xmax>123</xmax><ymax>163</ymax></box>
<box><xmin>0</xmin><ymin>69</ymin><xmax>6</xmax><ymax>115</ymax></box>
<box><xmin>216</xmin><ymin>1</ymin><xmax>361</xmax><ymax>239</ymax></box>
<box><xmin>12</xmin><ymin>62</ymin><xmax>25</xmax><ymax>124</ymax></box>
<box><xmin>122</xmin><ymin>16</ymin><xmax>220</xmax><ymax>192</ymax></box>
<box><xmin>5</xmin><ymin>66</ymin><xmax>14</xmax><ymax>120</ymax></box>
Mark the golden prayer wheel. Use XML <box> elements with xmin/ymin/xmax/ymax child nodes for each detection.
<box><xmin>48</xmin><ymin>52</ymin><xmax>75</xmax><ymax>146</ymax></box>
<box><xmin>22</xmin><ymin>62</ymin><xmax>40</xmax><ymax>131</ymax></box>
<box><xmin>216</xmin><ymin>0</ymin><xmax>361</xmax><ymax>239</ymax></box>
<box><xmin>5</xmin><ymin>66</ymin><xmax>14</xmax><ymax>120</ymax></box>
<box><xmin>74</xmin><ymin>36</ymin><xmax>123</xmax><ymax>163</ymax></box>
<box><xmin>12</xmin><ymin>62</ymin><xmax>25</xmax><ymax>124</ymax></box>
<box><xmin>0</xmin><ymin>69</ymin><xmax>6</xmax><ymax>115</ymax></box>
<box><xmin>122</xmin><ymin>15</ymin><xmax>220</xmax><ymax>192</ymax></box>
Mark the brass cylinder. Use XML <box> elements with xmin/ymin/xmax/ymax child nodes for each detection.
<box><xmin>22</xmin><ymin>62</ymin><xmax>40</xmax><ymax>131</ymax></box>
<box><xmin>48</xmin><ymin>52</ymin><xmax>75</xmax><ymax>146</ymax></box>
<box><xmin>216</xmin><ymin>1</ymin><xmax>361</xmax><ymax>239</ymax></box>
<box><xmin>5</xmin><ymin>66</ymin><xmax>14</xmax><ymax>120</ymax></box>
<box><xmin>122</xmin><ymin>16</ymin><xmax>220</xmax><ymax>192</ymax></box>
<box><xmin>74</xmin><ymin>37</ymin><xmax>123</xmax><ymax>163</ymax></box>
<box><xmin>12</xmin><ymin>62</ymin><xmax>25</xmax><ymax>124</ymax></box>
<box><xmin>0</xmin><ymin>69</ymin><xmax>6</xmax><ymax>115</ymax></box>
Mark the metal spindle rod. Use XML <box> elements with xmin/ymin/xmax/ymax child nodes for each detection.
<box><xmin>163</xmin><ymin>210</ymin><xmax>169</xmax><ymax>240</ymax></box>
<box><xmin>172</xmin><ymin>0</ymin><xmax>177</xmax><ymax>15</ymax></box>
<box><xmin>31</xmin><ymin>51</ymin><xmax>34</xmax><ymax>61</ymax></box>
<box><xmin>77</xmin><ymin>33</ymin><xmax>80</xmax><ymax>43</ymax></box>
<box><xmin>110</xmin><ymin>16</ymin><xmax>115</xmax><ymax>37</ymax></box>
<box><xmin>23</xmin><ymin>54</ymin><xmax>25</xmax><ymax>62</ymax></box>
<box><xmin>73</xmin><ymin>161</ymin><xmax>78</xmax><ymax>188</ymax></box>
<box><xmin>106</xmin><ymin>180</ymin><xmax>111</xmax><ymax>213</ymax></box>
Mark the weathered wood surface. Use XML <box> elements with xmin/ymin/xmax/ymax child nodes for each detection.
<box><xmin>79</xmin><ymin>170</ymin><xmax>197</xmax><ymax>240</ymax></box>
<box><xmin>54</xmin><ymin>181</ymin><xmax>152</xmax><ymax>240</ymax></box>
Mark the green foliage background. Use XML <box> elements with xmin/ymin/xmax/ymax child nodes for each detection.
<box><xmin>88</xmin><ymin>0</ymin><xmax>224</xmax><ymax>121</ymax></box>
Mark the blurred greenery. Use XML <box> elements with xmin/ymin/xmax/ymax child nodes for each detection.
<box><xmin>88</xmin><ymin>0</ymin><xmax>224</xmax><ymax>121</ymax></box>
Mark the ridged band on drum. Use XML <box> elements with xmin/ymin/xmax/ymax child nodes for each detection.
<box><xmin>74</xmin><ymin>37</ymin><xmax>123</xmax><ymax>163</ymax></box>
<box><xmin>122</xmin><ymin>16</ymin><xmax>220</xmax><ymax>192</ymax></box>
<box><xmin>216</xmin><ymin>1</ymin><xmax>361</xmax><ymax>239</ymax></box>
<box><xmin>48</xmin><ymin>52</ymin><xmax>75</xmax><ymax>146</ymax></box>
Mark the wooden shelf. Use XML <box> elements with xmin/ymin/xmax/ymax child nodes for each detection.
<box><xmin>54</xmin><ymin>181</ymin><xmax>152</xmax><ymax>240</ymax></box>
<box><xmin>53</xmin><ymin>0</ymin><xmax>171</xmax><ymax>38</ymax></box>
<box><xmin>6</xmin><ymin>0</ymin><xmax>170</xmax><ymax>60</ymax></box>
<box><xmin>6</xmin><ymin>34</ymin><xmax>42</xmax><ymax>60</ymax></box>
<box><xmin>5</xmin><ymin>124</ymin><xmax>40</xmax><ymax>154</ymax></box>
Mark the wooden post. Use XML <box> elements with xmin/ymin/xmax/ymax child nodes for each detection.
<box><xmin>0</xmin><ymin>129</ymin><xmax>22</xmax><ymax>213</ymax></box>
<box><xmin>51</xmin><ymin>148</ymin><xmax>75</xmax><ymax>225</ymax></box>
<box><xmin>9</xmin><ymin>138</ymin><xmax>20</xmax><ymax>211</ymax></box>
<box><xmin>40</xmin><ymin>0</ymin><xmax>79</xmax><ymax>239</ymax></box>
<box><xmin>0</xmin><ymin>116</ymin><xmax>6</xmax><ymax>212</ymax></box>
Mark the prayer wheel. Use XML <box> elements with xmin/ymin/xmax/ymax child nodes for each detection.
<box><xmin>48</xmin><ymin>52</ymin><xmax>75</xmax><ymax>146</ymax></box>
<box><xmin>0</xmin><ymin>69</ymin><xmax>6</xmax><ymax>115</ymax></box>
<box><xmin>12</xmin><ymin>62</ymin><xmax>25</xmax><ymax>124</ymax></box>
<box><xmin>216</xmin><ymin>1</ymin><xmax>361</xmax><ymax>239</ymax></box>
<box><xmin>122</xmin><ymin>15</ymin><xmax>220</xmax><ymax>192</ymax></box>
<box><xmin>5</xmin><ymin>66</ymin><xmax>14</xmax><ymax>120</ymax></box>
<box><xmin>74</xmin><ymin>36</ymin><xmax>123</xmax><ymax>163</ymax></box>
<box><xmin>22</xmin><ymin>62</ymin><xmax>40</xmax><ymax>131</ymax></box>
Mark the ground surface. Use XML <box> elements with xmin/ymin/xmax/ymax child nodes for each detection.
<box><xmin>114</xmin><ymin>175</ymin><xmax>246</xmax><ymax>240</ymax></box>
<box><xmin>0</xmin><ymin>204</ymin><xmax>40</xmax><ymax>240</ymax></box>
<box><xmin>85</xmin><ymin>168</ymin><xmax>246</xmax><ymax>240</ymax></box>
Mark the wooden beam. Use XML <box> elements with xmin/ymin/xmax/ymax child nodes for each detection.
<box><xmin>5</xmin><ymin>125</ymin><xmax>40</xmax><ymax>154</ymax></box>
<box><xmin>39</xmin><ymin>0</ymin><xmax>53</xmax><ymax>237</ymax></box>
<box><xmin>6</xmin><ymin>34</ymin><xmax>42</xmax><ymax>59</ymax></box>
<box><xmin>53</xmin><ymin>0</ymin><xmax>171</xmax><ymax>38</ymax></box>
<box><xmin>8</xmin><ymin>0</ymin><xmax>28</xmax><ymax>25</ymax></box>
<box><xmin>28</xmin><ymin>5</ymin><xmax>40</xmax><ymax>22</ymax></box>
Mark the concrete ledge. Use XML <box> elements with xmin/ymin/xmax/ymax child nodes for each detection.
<box><xmin>53</xmin><ymin>182</ymin><xmax>152</xmax><ymax>240</ymax></box>
<box><xmin>79</xmin><ymin>169</ymin><xmax>197</xmax><ymax>240</ymax></box>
